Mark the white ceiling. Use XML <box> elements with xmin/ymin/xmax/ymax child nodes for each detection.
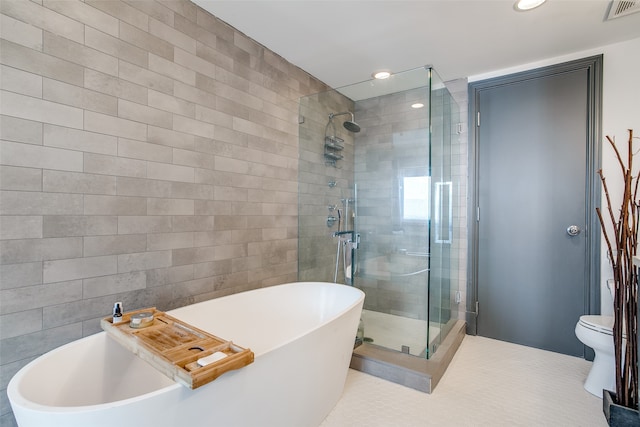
<box><xmin>193</xmin><ymin>0</ymin><xmax>640</xmax><ymax>89</ymax></box>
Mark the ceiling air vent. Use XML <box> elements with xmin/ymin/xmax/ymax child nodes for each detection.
<box><xmin>606</xmin><ymin>0</ymin><xmax>640</xmax><ymax>20</ymax></box>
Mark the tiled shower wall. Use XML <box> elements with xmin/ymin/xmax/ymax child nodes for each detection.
<box><xmin>298</xmin><ymin>90</ymin><xmax>354</xmax><ymax>283</ymax></box>
<box><xmin>0</xmin><ymin>1</ymin><xmax>328</xmax><ymax>423</ymax></box>
<box><xmin>298</xmin><ymin>78</ymin><xmax>468</xmax><ymax>324</ymax></box>
<box><xmin>353</xmin><ymin>79</ymin><xmax>467</xmax><ymax>323</ymax></box>
<box><xmin>354</xmin><ymin>86</ymin><xmax>431</xmax><ymax>319</ymax></box>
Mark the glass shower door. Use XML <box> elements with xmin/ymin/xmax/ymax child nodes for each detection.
<box><xmin>353</xmin><ymin>68</ymin><xmax>433</xmax><ymax>357</ymax></box>
<box><xmin>297</xmin><ymin>66</ymin><xmax>461</xmax><ymax>361</ymax></box>
<box><xmin>426</xmin><ymin>69</ymin><xmax>460</xmax><ymax>356</ymax></box>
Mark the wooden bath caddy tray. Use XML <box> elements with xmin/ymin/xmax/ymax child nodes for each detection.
<box><xmin>101</xmin><ymin>307</ymin><xmax>254</xmax><ymax>389</ymax></box>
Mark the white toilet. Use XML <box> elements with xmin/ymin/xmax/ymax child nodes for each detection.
<box><xmin>574</xmin><ymin>280</ymin><xmax>623</xmax><ymax>397</ymax></box>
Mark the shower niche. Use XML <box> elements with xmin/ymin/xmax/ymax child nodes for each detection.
<box><xmin>298</xmin><ymin>66</ymin><xmax>465</xmax><ymax>393</ymax></box>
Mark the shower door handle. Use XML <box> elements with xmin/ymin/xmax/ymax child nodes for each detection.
<box><xmin>566</xmin><ymin>225</ymin><xmax>581</xmax><ymax>236</ymax></box>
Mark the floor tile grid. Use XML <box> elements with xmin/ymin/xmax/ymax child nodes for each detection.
<box><xmin>321</xmin><ymin>335</ymin><xmax>607</xmax><ymax>427</ymax></box>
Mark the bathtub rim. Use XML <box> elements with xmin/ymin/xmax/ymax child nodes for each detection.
<box><xmin>7</xmin><ymin>281</ymin><xmax>364</xmax><ymax>414</ymax></box>
<box><xmin>171</xmin><ymin>281</ymin><xmax>365</xmax><ymax>358</ymax></box>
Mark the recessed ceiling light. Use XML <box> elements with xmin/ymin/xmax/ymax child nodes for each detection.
<box><xmin>372</xmin><ymin>70</ymin><xmax>391</xmax><ymax>80</ymax></box>
<box><xmin>411</xmin><ymin>103</ymin><xmax>424</xmax><ymax>109</ymax></box>
<box><xmin>514</xmin><ymin>0</ymin><xmax>546</xmax><ymax>11</ymax></box>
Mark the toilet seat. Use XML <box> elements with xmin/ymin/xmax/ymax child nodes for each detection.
<box><xmin>578</xmin><ymin>315</ymin><xmax>614</xmax><ymax>335</ymax></box>
<box><xmin>578</xmin><ymin>315</ymin><xmax>626</xmax><ymax>338</ymax></box>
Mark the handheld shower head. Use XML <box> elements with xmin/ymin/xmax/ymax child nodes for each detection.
<box><xmin>328</xmin><ymin>111</ymin><xmax>361</xmax><ymax>133</ymax></box>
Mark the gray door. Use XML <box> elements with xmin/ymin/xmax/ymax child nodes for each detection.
<box><xmin>472</xmin><ymin>58</ymin><xmax>601</xmax><ymax>357</ymax></box>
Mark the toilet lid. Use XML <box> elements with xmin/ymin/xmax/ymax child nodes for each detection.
<box><xmin>579</xmin><ymin>315</ymin><xmax>618</xmax><ymax>336</ymax></box>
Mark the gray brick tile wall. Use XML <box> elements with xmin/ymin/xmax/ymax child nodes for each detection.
<box><xmin>0</xmin><ymin>1</ymin><xmax>327</xmax><ymax>423</ymax></box>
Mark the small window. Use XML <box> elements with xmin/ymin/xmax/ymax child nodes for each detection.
<box><xmin>403</xmin><ymin>175</ymin><xmax>430</xmax><ymax>221</ymax></box>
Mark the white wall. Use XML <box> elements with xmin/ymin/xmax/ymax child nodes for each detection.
<box><xmin>470</xmin><ymin>37</ymin><xmax>640</xmax><ymax>310</ymax></box>
<box><xmin>600</xmin><ymin>37</ymin><xmax>640</xmax><ymax>292</ymax></box>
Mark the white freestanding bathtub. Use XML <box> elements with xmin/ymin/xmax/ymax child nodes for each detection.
<box><xmin>8</xmin><ymin>282</ymin><xmax>364</xmax><ymax>427</ymax></box>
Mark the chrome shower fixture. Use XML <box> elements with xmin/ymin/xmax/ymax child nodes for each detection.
<box><xmin>324</xmin><ymin>111</ymin><xmax>359</xmax><ymax>168</ymax></box>
<box><xmin>328</xmin><ymin>111</ymin><xmax>361</xmax><ymax>133</ymax></box>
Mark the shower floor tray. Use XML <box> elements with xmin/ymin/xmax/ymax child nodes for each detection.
<box><xmin>361</xmin><ymin>310</ymin><xmax>440</xmax><ymax>357</ymax></box>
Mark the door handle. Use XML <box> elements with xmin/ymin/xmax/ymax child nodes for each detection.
<box><xmin>567</xmin><ymin>225</ymin><xmax>581</xmax><ymax>236</ymax></box>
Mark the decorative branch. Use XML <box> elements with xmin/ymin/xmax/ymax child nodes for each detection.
<box><xmin>597</xmin><ymin>129</ymin><xmax>638</xmax><ymax>409</ymax></box>
<box><xmin>607</xmin><ymin>134</ymin><xmax>626</xmax><ymax>176</ymax></box>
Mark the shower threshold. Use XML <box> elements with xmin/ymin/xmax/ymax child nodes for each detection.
<box><xmin>350</xmin><ymin>319</ymin><xmax>466</xmax><ymax>393</ymax></box>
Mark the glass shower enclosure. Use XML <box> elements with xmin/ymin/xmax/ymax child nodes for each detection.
<box><xmin>298</xmin><ymin>67</ymin><xmax>461</xmax><ymax>361</ymax></box>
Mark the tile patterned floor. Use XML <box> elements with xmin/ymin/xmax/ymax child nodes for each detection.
<box><xmin>321</xmin><ymin>335</ymin><xmax>607</xmax><ymax>427</ymax></box>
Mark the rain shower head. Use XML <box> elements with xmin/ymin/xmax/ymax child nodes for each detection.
<box><xmin>329</xmin><ymin>111</ymin><xmax>361</xmax><ymax>133</ymax></box>
<box><xmin>343</xmin><ymin>119</ymin><xmax>361</xmax><ymax>133</ymax></box>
